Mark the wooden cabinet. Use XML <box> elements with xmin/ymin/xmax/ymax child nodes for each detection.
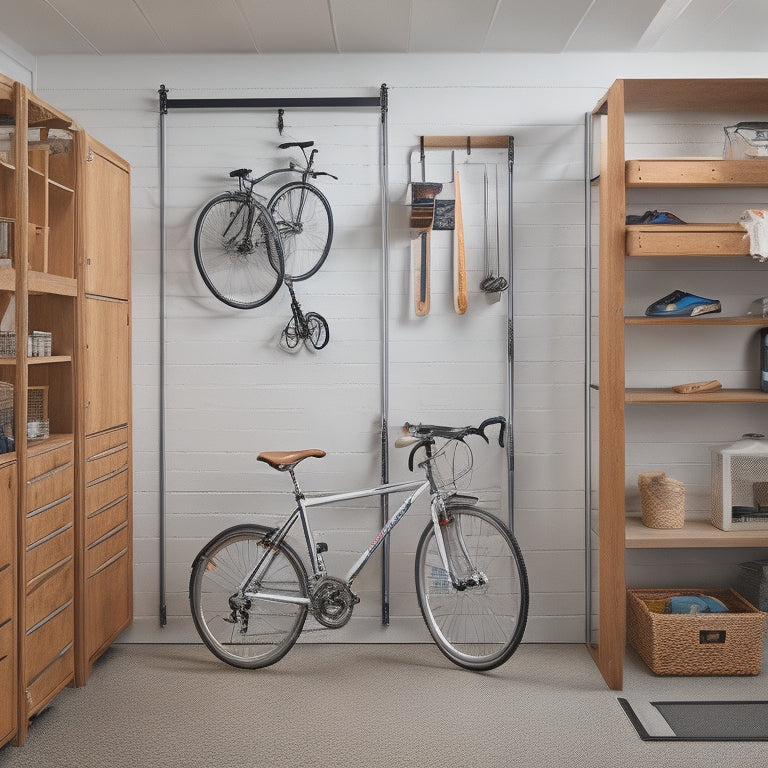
<box><xmin>74</xmin><ymin>136</ymin><xmax>132</xmax><ymax>686</ymax></box>
<box><xmin>0</xmin><ymin>458</ymin><xmax>17</xmax><ymax>748</ymax></box>
<box><xmin>0</xmin><ymin>74</ymin><xmax>131</xmax><ymax>746</ymax></box>
<box><xmin>588</xmin><ymin>78</ymin><xmax>768</xmax><ymax>690</ymax></box>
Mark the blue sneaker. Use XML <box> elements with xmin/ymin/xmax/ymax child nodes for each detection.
<box><xmin>626</xmin><ymin>210</ymin><xmax>686</xmax><ymax>225</ymax></box>
<box><xmin>645</xmin><ymin>290</ymin><xmax>721</xmax><ymax>317</ymax></box>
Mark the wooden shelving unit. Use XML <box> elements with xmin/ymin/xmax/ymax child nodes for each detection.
<box><xmin>0</xmin><ymin>73</ymin><xmax>131</xmax><ymax>749</ymax></box>
<box><xmin>588</xmin><ymin>78</ymin><xmax>768</xmax><ymax>690</ymax></box>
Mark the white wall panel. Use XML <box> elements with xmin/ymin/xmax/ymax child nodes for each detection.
<box><xmin>29</xmin><ymin>50</ymin><xmax>768</xmax><ymax>646</ymax></box>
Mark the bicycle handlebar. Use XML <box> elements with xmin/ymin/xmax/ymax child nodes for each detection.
<box><xmin>403</xmin><ymin>416</ymin><xmax>506</xmax><ymax>447</ymax></box>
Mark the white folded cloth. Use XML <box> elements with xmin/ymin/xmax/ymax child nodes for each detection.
<box><xmin>739</xmin><ymin>209</ymin><xmax>768</xmax><ymax>262</ymax></box>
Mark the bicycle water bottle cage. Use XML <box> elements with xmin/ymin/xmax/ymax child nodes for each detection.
<box><xmin>229</xmin><ymin>168</ymin><xmax>251</xmax><ymax>179</ymax></box>
<box><xmin>278</xmin><ymin>141</ymin><xmax>314</xmax><ymax>150</ymax></box>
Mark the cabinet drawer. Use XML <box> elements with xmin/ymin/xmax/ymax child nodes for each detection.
<box><xmin>26</xmin><ymin>461</ymin><xmax>73</xmax><ymax>514</ymax></box>
<box><xmin>0</xmin><ymin>620</ymin><xmax>14</xmax><ymax>745</ymax></box>
<box><xmin>26</xmin><ymin>525</ymin><xmax>73</xmax><ymax>586</ymax></box>
<box><xmin>26</xmin><ymin>494</ymin><xmax>74</xmax><ymax>548</ymax></box>
<box><xmin>87</xmin><ymin>523</ymin><xmax>129</xmax><ymax>577</ymax></box>
<box><xmin>87</xmin><ymin>497</ymin><xmax>129</xmax><ymax>548</ymax></box>
<box><xmin>86</xmin><ymin>549</ymin><xmax>131</xmax><ymax>659</ymax></box>
<box><xmin>0</xmin><ymin>463</ymin><xmax>16</xmax><ymax>568</ymax></box>
<box><xmin>26</xmin><ymin>441</ymin><xmax>72</xmax><ymax>480</ymax></box>
<box><xmin>86</xmin><ymin>443</ymin><xmax>128</xmax><ymax>485</ymax></box>
<box><xmin>25</xmin><ymin>559</ymin><xmax>73</xmax><ymax>632</ymax></box>
<box><xmin>0</xmin><ymin>565</ymin><xmax>13</xmax><ymax>625</ymax></box>
<box><xmin>24</xmin><ymin>600</ymin><xmax>73</xmax><ymax>686</ymax></box>
<box><xmin>85</xmin><ymin>467</ymin><xmax>128</xmax><ymax>518</ymax></box>
<box><xmin>86</xmin><ymin>426</ymin><xmax>129</xmax><ymax>461</ymax></box>
<box><xmin>25</xmin><ymin>643</ymin><xmax>73</xmax><ymax>716</ymax></box>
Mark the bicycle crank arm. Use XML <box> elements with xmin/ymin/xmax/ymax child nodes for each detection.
<box><xmin>244</xmin><ymin>590</ymin><xmax>311</xmax><ymax>607</ymax></box>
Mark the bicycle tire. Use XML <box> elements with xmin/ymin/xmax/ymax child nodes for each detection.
<box><xmin>415</xmin><ymin>507</ymin><xmax>528</xmax><ymax>671</ymax></box>
<box><xmin>189</xmin><ymin>524</ymin><xmax>308</xmax><ymax>669</ymax></box>
<box><xmin>304</xmin><ymin>311</ymin><xmax>329</xmax><ymax>349</ymax></box>
<box><xmin>194</xmin><ymin>193</ymin><xmax>285</xmax><ymax>309</ymax></box>
<box><xmin>267</xmin><ymin>182</ymin><xmax>333</xmax><ymax>281</ymax></box>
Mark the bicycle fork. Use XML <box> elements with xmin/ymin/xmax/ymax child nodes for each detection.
<box><xmin>430</xmin><ymin>498</ymin><xmax>488</xmax><ymax>591</ymax></box>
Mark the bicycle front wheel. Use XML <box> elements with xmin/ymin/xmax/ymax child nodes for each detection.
<box><xmin>415</xmin><ymin>507</ymin><xmax>528</xmax><ymax>671</ymax></box>
<box><xmin>189</xmin><ymin>524</ymin><xmax>308</xmax><ymax>669</ymax></box>
<box><xmin>268</xmin><ymin>182</ymin><xmax>333</xmax><ymax>281</ymax></box>
<box><xmin>194</xmin><ymin>193</ymin><xmax>285</xmax><ymax>309</ymax></box>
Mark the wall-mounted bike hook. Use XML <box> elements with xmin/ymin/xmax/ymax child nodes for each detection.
<box><xmin>278</xmin><ymin>108</ymin><xmax>285</xmax><ymax>135</ymax></box>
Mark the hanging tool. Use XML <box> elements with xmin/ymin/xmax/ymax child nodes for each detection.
<box><xmin>410</xmin><ymin>182</ymin><xmax>442</xmax><ymax>316</ymax></box>
<box><xmin>480</xmin><ymin>164</ymin><xmax>508</xmax><ymax>294</ymax></box>
<box><xmin>453</xmin><ymin>170</ymin><xmax>467</xmax><ymax>314</ymax></box>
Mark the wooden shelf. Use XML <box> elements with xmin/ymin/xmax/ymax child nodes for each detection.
<box><xmin>626</xmin><ymin>515</ymin><xmax>768</xmax><ymax>548</ymax></box>
<box><xmin>625</xmin><ymin>315</ymin><xmax>768</xmax><ymax>326</ymax></box>
<box><xmin>0</xmin><ymin>356</ymin><xmax>73</xmax><ymax>366</ymax></box>
<box><xmin>626</xmin><ymin>223</ymin><xmax>749</xmax><ymax>257</ymax></box>
<box><xmin>626</xmin><ymin>388</ymin><xmax>768</xmax><ymax>404</ymax></box>
<box><xmin>626</xmin><ymin>159</ymin><xmax>768</xmax><ymax>187</ymax></box>
<box><xmin>27</xmin><ymin>271</ymin><xmax>76</xmax><ymax>296</ymax></box>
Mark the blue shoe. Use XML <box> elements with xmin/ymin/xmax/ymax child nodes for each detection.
<box><xmin>645</xmin><ymin>290</ymin><xmax>721</xmax><ymax>317</ymax></box>
<box><xmin>626</xmin><ymin>210</ymin><xmax>686</xmax><ymax>225</ymax></box>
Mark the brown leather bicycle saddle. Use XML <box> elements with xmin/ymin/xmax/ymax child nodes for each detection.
<box><xmin>257</xmin><ymin>449</ymin><xmax>326</xmax><ymax>470</ymax></box>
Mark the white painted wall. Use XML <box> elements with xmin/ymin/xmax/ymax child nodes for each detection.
<box><xmin>25</xmin><ymin>51</ymin><xmax>768</xmax><ymax>646</ymax></box>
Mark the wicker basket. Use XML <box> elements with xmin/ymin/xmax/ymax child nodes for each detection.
<box><xmin>627</xmin><ymin>588</ymin><xmax>766</xmax><ymax>676</ymax></box>
<box><xmin>638</xmin><ymin>471</ymin><xmax>685</xmax><ymax>529</ymax></box>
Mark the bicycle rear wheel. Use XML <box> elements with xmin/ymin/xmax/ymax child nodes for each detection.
<box><xmin>189</xmin><ymin>524</ymin><xmax>308</xmax><ymax>668</ymax></box>
<box><xmin>194</xmin><ymin>193</ymin><xmax>284</xmax><ymax>309</ymax></box>
<box><xmin>268</xmin><ymin>182</ymin><xmax>333</xmax><ymax>281</ymax></box>
<box><xmin>415</xmin><ymin>507</ymin><xmax>528</xmax><ymax>671</ymax></box>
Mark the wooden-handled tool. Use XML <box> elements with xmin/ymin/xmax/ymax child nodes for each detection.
<box><xmin>410</xmin><ymin>182</ymin><xmax>441</xmax><ymax>317</ymax></box>
<box><xmin>453</xmin><ymin>170</ymin><xmax>467</xmax><ymax>314</ymax></box>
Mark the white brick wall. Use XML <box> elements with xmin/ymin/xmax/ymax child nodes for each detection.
<box><xmin>23</xmin><ymin>50</ymin><xmax>768</xmax><ymax>645</ymax></box>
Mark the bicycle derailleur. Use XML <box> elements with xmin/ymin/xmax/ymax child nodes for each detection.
<box><xmin>310</xmin><ymin>576</ymin><xmax>359</xmax><ymax>629</ymax></box>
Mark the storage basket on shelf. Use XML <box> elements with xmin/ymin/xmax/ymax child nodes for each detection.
<box><xmin>26</xmin><ymin>384</ymin><xmax>49</xmax><ymax>440</ymax></box>
<box><xmin>638</xmin><ymin>471</ymin><xmax>685</xmax><ymax>529</ymax></box>
<box><xmin>737</xmin><ymin>559</ymin><xmax>768</xmax><ymax>611</ymax></box>
<box><xmin>0</xmin><ymin>380</ymin><xmax>12</xmax><ymax>441</ymax></box>
<box><xmin>711</xmin><ymin>433</ymin><xmax>768</xmax><ymax>531</ymax></box>
<box><xmin>627</xmin><ymin>588</ymin><xmax>766</xmax><ymax>676</ymax></box>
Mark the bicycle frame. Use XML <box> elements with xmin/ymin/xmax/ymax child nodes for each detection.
<box><xmin>237</xmin><ymin>477</ymin><xmax>445</xmax><ymax>607</ymax></box>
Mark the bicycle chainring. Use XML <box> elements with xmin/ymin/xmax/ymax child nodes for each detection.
<box><xmin>310</xmin><ymin>577</ymin><xmax>359</xmax><ymax>628</ymax></box>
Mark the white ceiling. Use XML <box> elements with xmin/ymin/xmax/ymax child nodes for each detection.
<box><xmin>1</xmin><ymin>0</ymin><xmax>767</xmax><ymax>56</ymax></box>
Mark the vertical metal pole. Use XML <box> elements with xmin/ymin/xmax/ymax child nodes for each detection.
<box><xmin>158</xmin><ymin>86</ymin><xmax>168</xmax><ymax>627</ymax></box>
<box><xmin>584</xmin><ymin>112</ymin><xmax>593</xmax><ymax>644</ymax></box>
<box><xmin>379</xmin><ymin>84</ymin><xmax>391</xmax><ymax>625</ymax></box>
<box><xmin>506</xmin><ymin>137</ymin><xmax>515</xmax><ymax>532</ymax></box>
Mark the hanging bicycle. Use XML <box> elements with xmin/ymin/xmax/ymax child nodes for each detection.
<box><xmin>193</xmin><ymin>141</ymin><xmax>336</xmax><ymax>309</ymax></box>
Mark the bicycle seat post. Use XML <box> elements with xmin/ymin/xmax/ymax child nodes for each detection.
<box><xmin>288</xmin><ymin>466</ymin><xmax>304</xmax><ymax>502</ymax></box>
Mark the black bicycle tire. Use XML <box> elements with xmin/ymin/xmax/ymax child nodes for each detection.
<box><xmin>267</xmin><ymin>182</ymin><xmax>333</xmax><ymax>281</ymax></box>
<box><xmin>304</xmin><ymin>311</ymin><xmax>330</xmax><ymax>349</ymax></box>
<box><xmin>194</xmin><ymin>193</ymin><xmax>285</xmax><ymax>309</ymax></box>
<box><xmin>414</xmin><ymin>507</ymin><xmax>528</xmax><ymax>671</ymax></box>
<box><xmin>189</xmin><ymin>524</ymin><xmax>308</xmax><ymax>669</ymax></box>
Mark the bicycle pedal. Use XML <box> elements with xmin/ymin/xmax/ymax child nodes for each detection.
<box><xmin>316</xmin><ymin>542</ymin><xmax>328</xmax><ymax>554</ymax></box>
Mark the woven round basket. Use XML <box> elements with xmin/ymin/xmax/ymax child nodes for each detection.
<box><xmin>638</xmin><ymin>471</ymin><xmax>685</xmax><ymax>529</ymax></box>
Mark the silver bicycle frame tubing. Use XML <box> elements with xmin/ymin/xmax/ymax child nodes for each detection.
<box><xmin>241</xmin><ymin>478</ymin><xmax>427</xmax><ymax>607</ymax></box>
<box><xmin>343</xmin><ymin>481</ymin><xmax>431</xmax><ymax>584</ymax></box>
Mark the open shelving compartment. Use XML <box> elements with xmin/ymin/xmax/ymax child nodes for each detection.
<box><xmin>587</xmin><ymin>78</ymin><xmax>768</xmax><ymax>690</ymax></box>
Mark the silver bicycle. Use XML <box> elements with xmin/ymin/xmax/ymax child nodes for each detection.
<box><xmin>189</xmin><ymin>416</ymin><xmax>528</xmax><ymax>671</ymax></box>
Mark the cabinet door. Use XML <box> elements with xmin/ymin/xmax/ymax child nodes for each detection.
<box><xmin>0</xmin><ymin>460</ymin><xmax>16</xmax><ymax>747</ymax></box>
<box><xmin>83</xmin><ymin>143</ymin><xmax>130</xmax><ymax>300</ymax></box>
<box><xmin>83</xmin><ymin>297</ymin><xmax>130</xmax><ymax>435</ymax></box>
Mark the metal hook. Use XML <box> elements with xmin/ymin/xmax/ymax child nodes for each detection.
<box><xmin>466</xmin><ymin>136</ymin><xmax>471</xmax><ymax>155</ymax></box>
<box><xmin>278</xmin><ymin>108</ymin><xmax>284</xmax><ymax>135</ymax></box>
